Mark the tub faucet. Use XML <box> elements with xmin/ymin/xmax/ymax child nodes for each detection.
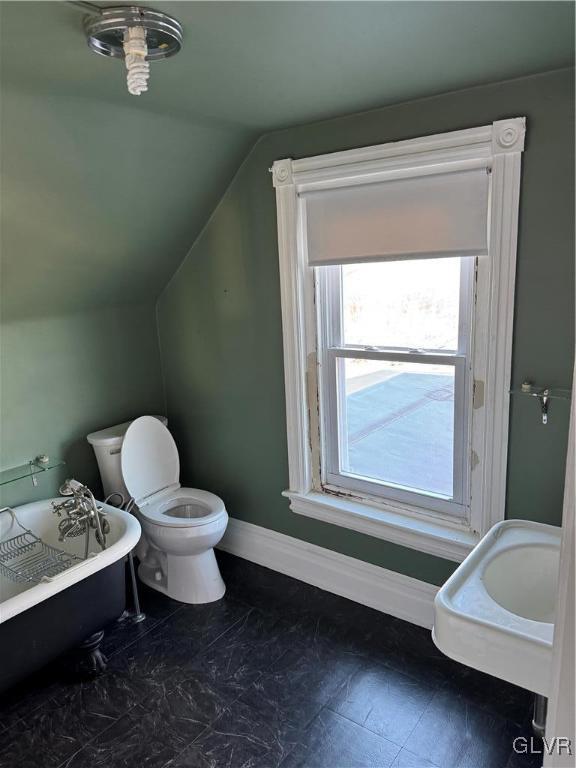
<box><xmin>52</xmin><ymin>479</ymin><xmax>109</xmax><ymax>555</ymax></box>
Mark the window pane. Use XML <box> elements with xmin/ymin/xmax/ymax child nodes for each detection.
<box><xmin>342</xmin><ymin>258</ymin><xmax>462</xmax><ymax>350</ymax></box>
<box><xmin>339</xmin><ymin>358</ymin><xmax>454</xmax><ymax>498</ymax></box>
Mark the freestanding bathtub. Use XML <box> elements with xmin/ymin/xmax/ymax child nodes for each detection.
<box><xmin>0</xmin><ymin>498</ymin><xmax>140</xmax><ymax>692</ymax></box>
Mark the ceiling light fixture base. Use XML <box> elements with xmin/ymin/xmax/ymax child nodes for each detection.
<box><xmin>83</xmin><ymin>5</ymin><xmax>183</xmax><ymax>62</ymax></box>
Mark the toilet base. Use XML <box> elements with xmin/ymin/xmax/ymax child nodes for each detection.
<box><xmin>139</xmin><ymin>548</ymin><xmax>226</xmax><ymax>604</ymax></box>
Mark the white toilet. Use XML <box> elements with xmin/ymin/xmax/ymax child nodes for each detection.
<box><xmin>87</xmin><ymin>415</ymin><xmax>228</xmax><ymax>604</ymax></box>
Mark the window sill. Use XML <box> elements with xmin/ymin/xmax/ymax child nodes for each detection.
<box><xmin>283</xmin><ymin>489</ymin><xmax>479</xmax><ymax>562</ymax></box>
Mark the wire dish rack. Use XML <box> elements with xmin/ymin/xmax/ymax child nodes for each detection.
<box><xmin>0</xmin><ymin>507</ymin><xmax>83</xmax><ymax>584</ymax></box>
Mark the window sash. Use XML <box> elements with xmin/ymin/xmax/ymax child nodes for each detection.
<box><xmin>316</xmin><ymin>261</ymin><xmax>474</xmax><ymax>520</ymax></box>
<box><xmin>323</xmin><ymin>350</ymin><xmax>468</xmax><ymax>515</ymax></box>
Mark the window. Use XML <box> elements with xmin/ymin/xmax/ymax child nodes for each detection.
<box><xmin>318</xmin><ymin>257</ymin><xmax>473</xmax><ymax>516</ymax></box>
<box><xmin>273</xmin><ymin>120</ymin><xmax>526</xmax><ymax>561</ymax></box>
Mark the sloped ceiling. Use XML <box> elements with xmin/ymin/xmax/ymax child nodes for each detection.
<box><xmin>1</xmin><ymin>1</ymin><xmax>573</xmax><ymax>320</ymax></box>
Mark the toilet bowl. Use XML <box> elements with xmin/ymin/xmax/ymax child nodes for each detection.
<box><xmin>87</xmin><ymin>415</ymin><xmax>227</xmax><ymax>604</ymax></box>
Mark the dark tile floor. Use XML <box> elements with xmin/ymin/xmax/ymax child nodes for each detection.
<box><xmin>0</xmin><ymin>553</ymin><xmax>543</xmax><ymax>768</ymax></box>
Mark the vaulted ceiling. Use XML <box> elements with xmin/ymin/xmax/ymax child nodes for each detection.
<box><xmin>1</xmin><ymin>1</ymin><xmax>573</xmax><ymax>320</ymax></box>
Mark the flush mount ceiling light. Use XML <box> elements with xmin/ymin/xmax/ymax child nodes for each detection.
<box><xmin>72</xmin><ymin>3</ymin><xmax>183</xmax><ymax>95</ymax></box>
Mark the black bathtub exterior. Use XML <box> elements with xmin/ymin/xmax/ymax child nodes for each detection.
<box><xmin>0</xmin><ymin>559</ymin><xmax>125</xmax><ymax>693</ymax></box>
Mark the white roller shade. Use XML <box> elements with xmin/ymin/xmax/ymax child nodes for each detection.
<box><xmin>302</xmin><ymin>168</ymin><xmax>489</xmax><ymax>266</ymax></box>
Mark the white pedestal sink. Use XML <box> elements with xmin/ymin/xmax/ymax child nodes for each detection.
<box><xmin>433</xmin><ymin>519</ymin><xmax>561</xmax><ymax>696</ymax></box>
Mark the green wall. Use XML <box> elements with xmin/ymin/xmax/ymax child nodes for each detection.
<box><xmin>0</xmin><ymin>303</ymin><xmax>164</xmax><ymax>508</ymax></box>
<box><xmin>0</xmin><ymin>85</ymin><xmax>253</xmax><ymax>321</ymax></box>
<box><xmin>1</xmin><ymin>5</ymin><xmax>251</xmax><ymax>510</ymax></box>
<box><xmin>158</xmin><ymin>69</ymin><xmax>574</xmax><ymax>586</ymax></box>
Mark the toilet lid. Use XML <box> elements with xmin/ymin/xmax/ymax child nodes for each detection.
<box><xmin>121</xmin><ymin>416</ymin><xmax>180</xmax><ymax>504</ymax></box>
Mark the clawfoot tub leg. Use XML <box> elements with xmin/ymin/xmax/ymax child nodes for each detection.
<box><xmin>71</xmin><ymin>630</ymin><xmax>107</xmax><ymax>677</ymax></box>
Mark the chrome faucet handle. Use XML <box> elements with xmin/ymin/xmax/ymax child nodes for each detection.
<box><xmin>59</xmin><ymin>478</ymin><xmax>89</xmax><ymax>497</ymax></box>
<box><xmin>52</xmin><ymin>497</ymin><xmax>78</xmax><ymax>516</ymax></box>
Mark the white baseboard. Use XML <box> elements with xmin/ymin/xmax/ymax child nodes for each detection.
<box><xmin>218</xmin><ymin>518</ymin><xmax>438</xmax><ymax>629</ymax></box>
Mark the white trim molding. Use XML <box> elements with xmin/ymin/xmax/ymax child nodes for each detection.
<box><xmin>272</xmin><ymin>119</ymin><xmax>526</xmax><ymax>563</ymax></box>
<box><xmin>218</xmin><ymin>518</ymin><xmax>438</xmax><ymax>629</ymax></box>
<box><xmin>285</xmin><ymin>491</ymin><xmax>479</xmax><ymax>562</ymax></box>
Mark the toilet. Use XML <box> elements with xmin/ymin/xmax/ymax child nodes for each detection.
<box><xmin>87</xmin><ymin>415</ymin><xmax>227</xmax><ymax>604</ymax></box>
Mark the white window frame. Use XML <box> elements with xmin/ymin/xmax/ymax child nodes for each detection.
<box><xmin>316</xmin><ymin>259</ymin><xmax>475</xmax><ymax>519</ymax></box>
<box><xmin>272</xmin><ymin>119</ymin><xmax>526</xmax><ymax>562</ymax></box>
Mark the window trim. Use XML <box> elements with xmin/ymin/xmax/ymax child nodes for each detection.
<box><xmin>272</xmin><ymin>119</ymin><xmax>526</xmax><ymax>563</ymax></box>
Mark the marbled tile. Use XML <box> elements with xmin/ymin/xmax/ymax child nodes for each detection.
<box><xmin>277</xmin><ymin>607</ymin><xmax>373</xmax><ymax>659</ymax></box>
<box><xmin>0</xmin><ymin>695</ymin><xmax>102</xmax><ymax>768</ymax></box>
<box><xmin>101</xmin><ymin>616</ymin><xmax>162</xmax><ymax>659</ymax></box>
<box><xmin>0</xmin><ymin>663</ymin><xmax>61</xmax><ymax>732</ymax></box>
<box><xmin>91</xmin><ymin>602</ymin><xmax>250</xmax><ymax>712</ymax></box>
<box><xmin>0</xmin><ymin>554</ymin><xmax>544</xmax><ymax>768</ymax></box>
<box><xmin>328</xmin><ymin>663</ymin><xmax>435</xmax><ymax>745</ymax></box>
<box><xmin>407</xmin><ymin>689</ymin><xmax>520</xmax><ymax>768</ymax></box>
<box><xmin>218</xmin><ymin>557</ymin><xmax>392</xmax><ymax>662</ymax></box>
<box><xmin>279</xmin><ymin>709</ymin><xmax>401</xmax><ymax>768</ymax></box>
<box><xmin>231</xmin><ymin>572</ymin><xmax>386</xmax><ymax>656</ymax></box>
<box><xmin>218</xmin><ymin>552</ymin><xmax>391</xmax><ymax>648</ymax></box>
<box><xmin>134</xmin><ymin>579</ymin><xmax>186</xmax><ymax>620</ymax></box>
<box><xmin>240</xmin><ymin>641</ymin><xmax>361</xmax><ymax>732</ymax></box>
<box><xmin>439</xmin><ymin>664</ymin><xmax>533</xmax><ymax>728</ymax></box>
<box><xmin>140</xmin><ymin>689</ymin><xmax>215</xmax><ymax>742</ymax></box>
<box><xmin>217</xmin><ymin>557</ymin><xmax>419</xmax><ymax>663</ymax></box>
<box><xmin>366</xmin><ymin>619</ymin><xmax>457</xmax><ymax>687</ymax></box>
<box><xmin>106</xmin><ymin>632</ymin><xmax>204</xmax><ymax>699</ymax></box>
<box><xmin>280</xmin><ymin>591</ymin><xmax>433</xmax><ymax>670</ymax></box>
<box><xmin>362</xmin><ymin>616</ymin><xmax>532</xmax><ymax>728</ymax></box>
<box><xmin>101</xmin><ymin>576</ymin><xmax>185</xmax><ymax>658</ymax></box>
<box><xmin>189</xmin><ymin>607</ymin><xmax>298</xmax><ymax>695</ymax></box>
<box><xmin>57</xmin><ymin>669</ymin><xmax>150</xmax><ymax>733</ymax></box>
<box><xmin>62</xmin><ymin>699</ymin><xmax>206</xmax><ymax>768</ymax></box>
<box><xmin>216</xmin><ymin>552</ymin><xmax>306</xmax><ymax>616</ymax></box>
<box><xmin>150</xmin><ymin>673</ymin><xmax>230</xmax><ymax>730</ymax></box>
<box><xmin>165</xmin><ymin>698</ymin><xmax>303</xmax><ymax>768</ymax></box>
<box><xmin>154</xmin><ymin>595</ymin><xmax>253</xmax><ymax>645</ymax></box>
<box><xmin>391</xmin><ymin>748</ymin><xmax>439</xmax><ymax>767</ymax></box>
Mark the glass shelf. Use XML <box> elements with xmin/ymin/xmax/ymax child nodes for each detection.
<box><xmin>510</xmin><ymin>387</ymin><xmax>572</xmax><ymax>400</ymax></box>
<box><xmin>509</xmin><ymin>386</ymin><xmax>572</xmax><ymax>425</ymax></box>
<box><xmin>0</xmin><ymin>457</ymin><xmax>65</xmax><ymax>487</ymax></box>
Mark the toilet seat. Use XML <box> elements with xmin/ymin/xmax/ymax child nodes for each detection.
<box><xmin>142</xmin><ymin>488</ymin><xmax>226</xmax><ymax>528</ymax></box>
<box><xmin>121</xmin><ymin>416</ymin><xmax>225</xmax><ymax>528</ymax></box>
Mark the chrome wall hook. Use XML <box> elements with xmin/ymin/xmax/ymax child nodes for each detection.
<box><xmin>538</xmin><ymin>389</ymin><xmax>550</xmax><ymax>425</ymax></box>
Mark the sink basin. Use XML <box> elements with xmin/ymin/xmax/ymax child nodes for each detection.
<box><xmin>483</xmin><ymin>543</ymin><xmax>558</xmax><ymax>623</ymax></box>
<box><xmin>433</xmin><ymin>519</ymin><xmax>561</xmax><ymax>695</ymax></box>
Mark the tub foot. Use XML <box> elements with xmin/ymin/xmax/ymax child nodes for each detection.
<box><xmin>73</xmin><ymin>630</ymin><xmax>107</xmax><ymax>677</ymax></box>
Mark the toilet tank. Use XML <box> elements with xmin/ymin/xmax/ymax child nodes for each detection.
<box><xmin>87</xmin><ymin>416</ymin><xmax>168</xmax><ymax>502</ymax></box>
